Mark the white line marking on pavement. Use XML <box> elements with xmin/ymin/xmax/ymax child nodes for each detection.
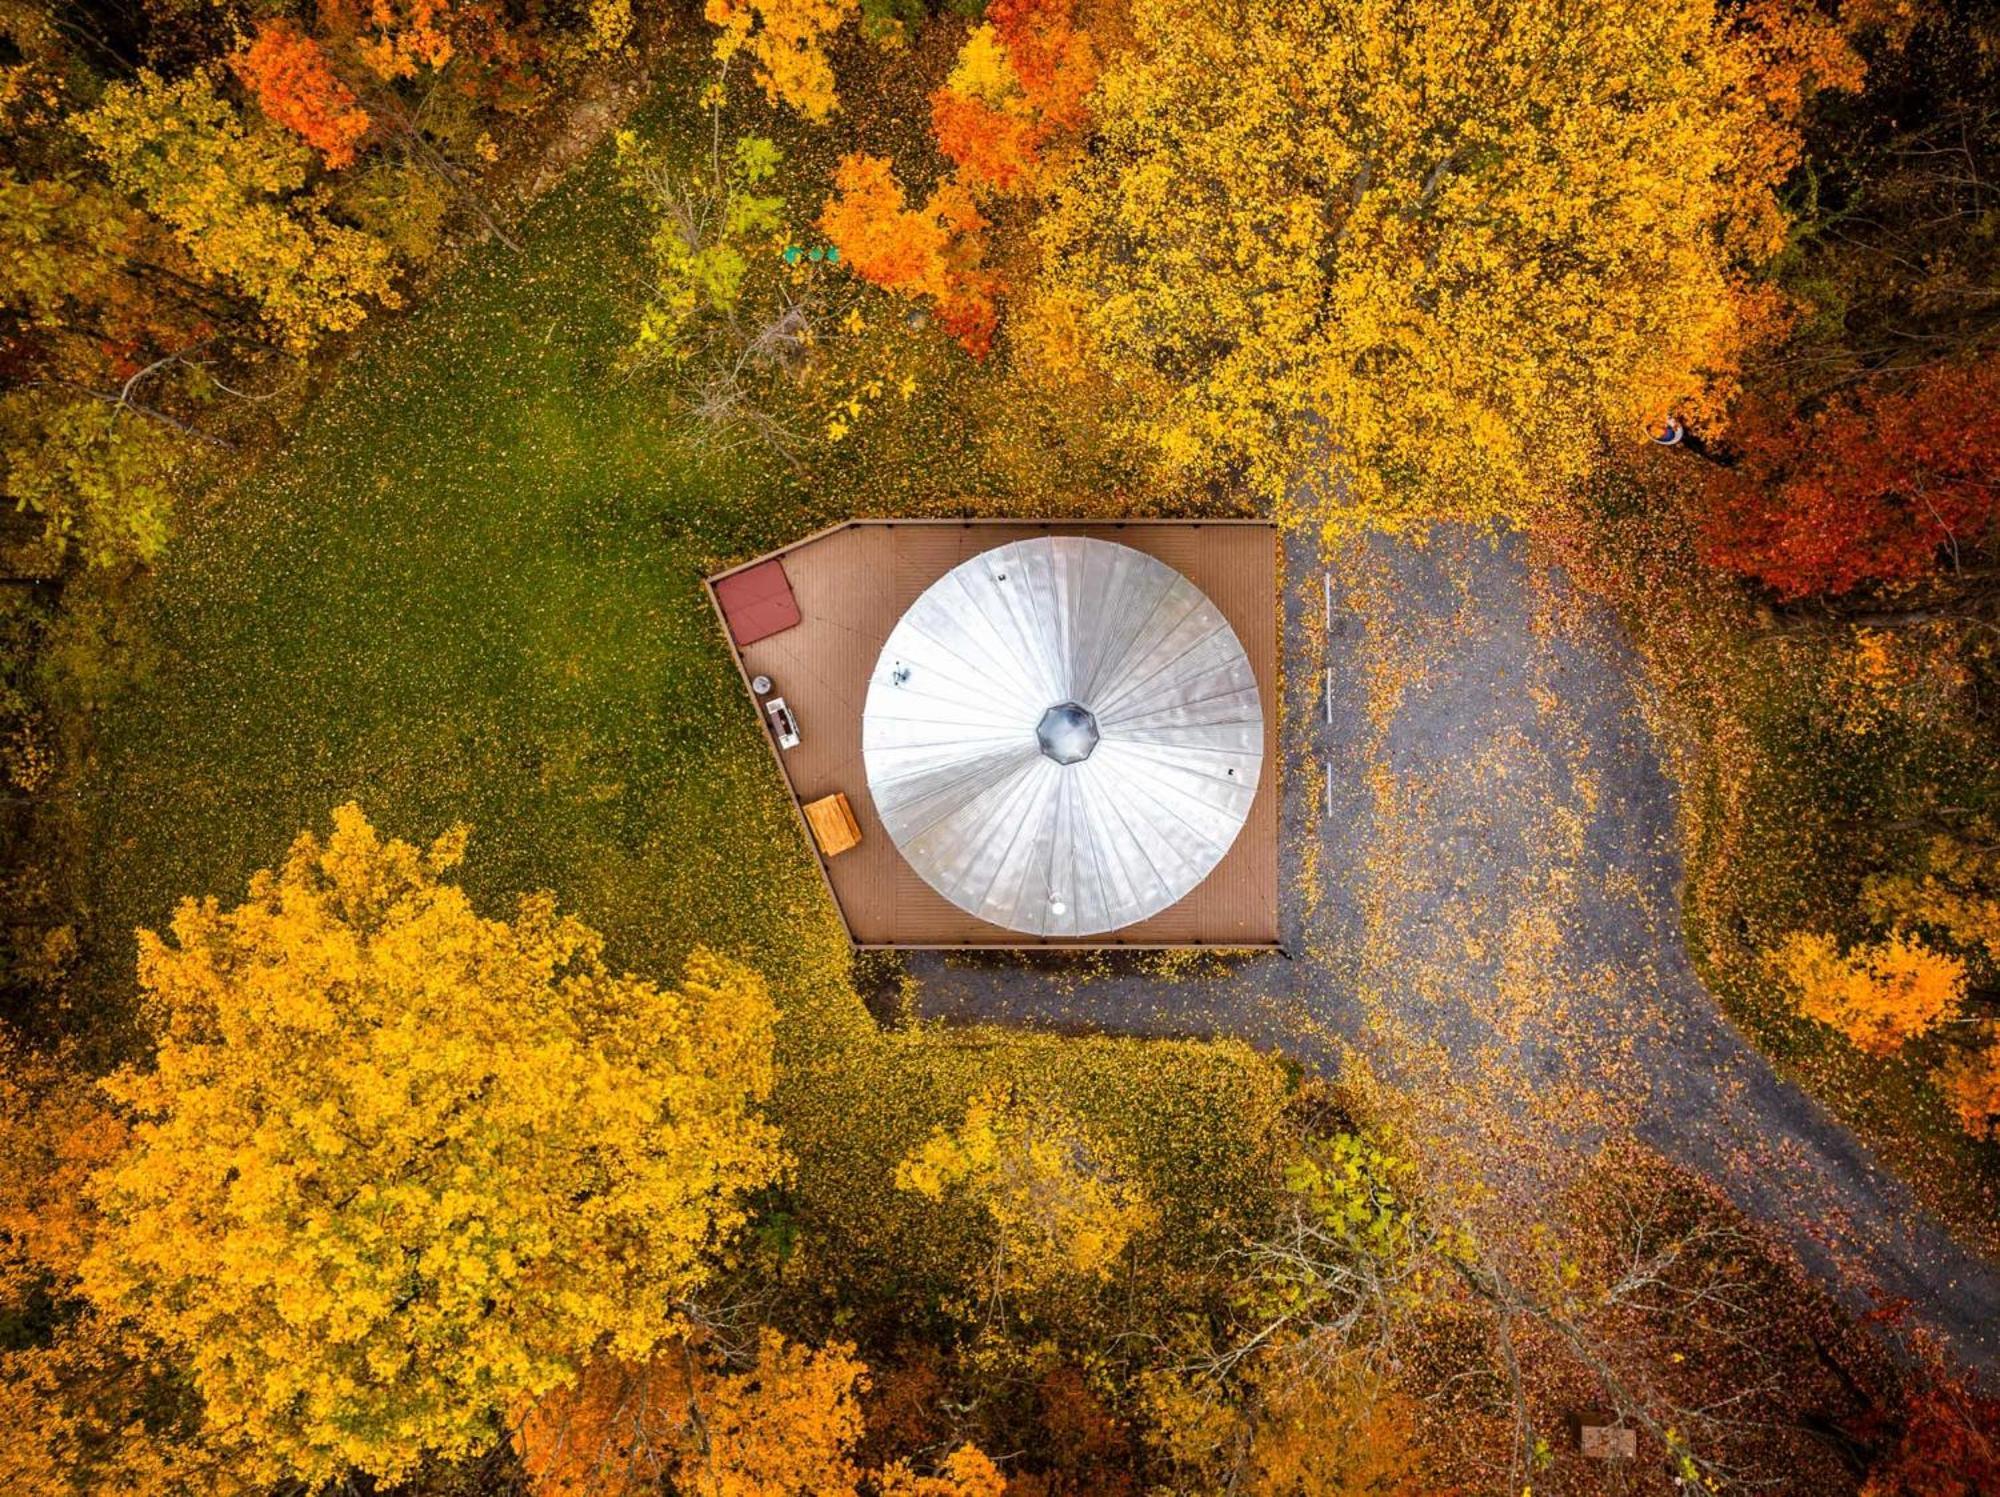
<box><xmin>1323</xmin><ymin>572</ymin><xmax>1334</xmax><ymax>724</ymax></box>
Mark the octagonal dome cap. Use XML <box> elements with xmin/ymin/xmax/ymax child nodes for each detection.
<box><xmin>861</xmin><ymin>536</ymin><xmax>1264</xmax><ymax>937</ymax></box>
<box><xmin>1036</xmin><ymin>702</ymin><xmax>1099</xmax><ymax>765</ymax></box>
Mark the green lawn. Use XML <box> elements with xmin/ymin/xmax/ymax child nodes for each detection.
<box><xmin>82</xmin><ymin>145</ymin><xmax>837</xmax><ymax>1006</ymax></box>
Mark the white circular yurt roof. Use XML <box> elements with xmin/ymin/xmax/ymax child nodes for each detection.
<box><xmin>861</xmin><ymin>536</ymin><xmax>1263</xmax><ymax>937</ymax></box>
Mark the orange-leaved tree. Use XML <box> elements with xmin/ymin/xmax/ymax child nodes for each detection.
<box><xmin>79</xmin><ymin>804</ymin><xmax>784</xmax><ymax>1487</ymax></box>
<box><xmin>230</xmin><ymin>21</ymin><xmax>372</xmax><ymax>169</ymax></box>
<box><xmin>1767</xmin><ymin>928</ymin><xmax>1966</xmax><ymax>1056</ymax></box>
<box><xmin>320</xmin><ymin>0</ymin><xmax>457</xmax><ymax>80</ymax></box>
<box><xmin>930</xmin><ymin>0</ymin><xmax>1096</xmax><ymax>194</ymax></box>
<box><xmin>0</xmin><ymin>1034</ymin><xmax>125</xmax><ymax>1304</ymax></box>
<box><xmin>820</xmin><ymin>154</ymin><xmax>998</xmax><ymax>356</ymax></box>
<box><xmin>0</xmin><ymin>1032</ymin><xmax>257</xmax><ymax>1497</ymax></box>
<box><xmin>1939</xmin><ymin>1041</ymin><xmax>2000</xmax><ymax>1142</ymax></box>
<box><xmin>517</xmin><ymin>1331</ymin><xmax>1004</xmax><ymax>1497</ymax></box>
<box><xmin>1238</xmin><ymin>1358</ymin><xmax>1432</xmax><ymax>1497</ymax></box>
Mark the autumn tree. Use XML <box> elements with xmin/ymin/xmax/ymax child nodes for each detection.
<box><xmin>79</xmin><ymin>804</ymin><xmax>784</xmax><ymax>1487</ymax></box>
<box><xmin>706</xmin><ymin>0</ymin><xmax>858</xmax><ymax>121</ymax></box>
<box><xmin>320</xmin><ymin>0</ymin><xmax>461</xmax><ymax>82</ymax></box>
<box><xmin>518</xmin><ymin>1331</ymin><xmax>1004</xmax><ymax>1497</ymax></box>
<box><xmin>1767</xmin><ymin>3</ymin><xmax>2000</xmax><ymax>385</ymax></box>
<box><xmin>684</xmin><ymin>1330</ymin><xmax>869</xmax><ymax>1496</ymax></box>
<box><xmin>1213</xmin><ymin>1131</ymin><xmax>1431</xmax><ymax>1393</ymax></box>
<box><xmin>1138</xmin><ymin>1352</ymin><xmax>1430</xmax><ymax>1497</ymax></box>
<box><xmin>874</xmin><ymin>1446</ymin><xmax>1006</xmax><ymax>1497</ymax></box>
<box><xmin>231</xmin><ymin>21</ymin><xmax>373</xmax><ymax>170</ymax></box>
<box><xmin>0</xmin><ymin>170</ymin><xmax>214</xmax><ymax>382</ymax></box>
<box><xmin>1191</xmin><ymin>1132</ymin><xmax>1825</xmax><ymax>1490</ymax></box>
<box><xmin>519</xmin><ymin>1332</ymin><xmax>864</xmax><ymax>1497</ymax></box>
<box><xmin>1780</xmin><ymin>826</ymin><xmax>2000</xmax><ymax>1138</ymax></box>
<box><xmin>821</xmin><ymin>154</ymin><xmax>997</xmax><ymax>356</ymax></box>
<box><xmin>1699</xmin><ymin>357</ymin><xmax>2000</xmax><ymax>598</ymax></box>
<box><xmin>1862</xmin><ymin>824</ymin><xmax>2000</xmax><ymax>972</ymax></box>
<box><xmin>1938</xmin><ymin>1041</ymin><xmax>2000</xmax><ymax>1141</ymax></box>
<box><xmin>75</xmin><ymin>70</ymin><xmax>397</xmax><ymax>352</ymax></box>
<box><xmin>1858</xmin><ymin>1346</ymin><xmax>2000</xmax><ymax>1497</ymax></box>
<box><xmin>0</xmin><ymin>396</ymin><xmax>179</xmax><ymax>569</ymax></box>
<box><xmin>1032</xmin><ymin>0</ymin><xmax>1862</xmax><ymax>529</ymax></box>
<box><xmin>1237</xmin><ymin>1360</ymin><xmax>1430</xmax><ymax>1497</ymax></box>
<box><xmin>0</xmin><ymin>1033</ymin><xmax>124</xmax><ymax>1299</ymax></box>
<box><xmin>931</xmin><ymin>0</ymin><xmax>1096</xmax><ymax>194</ymax></box>
<box><xmin>0</xmin><ymin>158</ymin><xmax>222</xmax><ymax>570</ymax></box>
<box><xmin>1768</xmin><ymin>928</ymin><xmax>1967</xmax><ymax>1056</ymax></box>
<box><xmin>0</xmin><ymin>1031</ymin><xmax>255</xmax><ymax>1497</ymax></box>
<box><xmin>895</xmin><ymin>1083</ymin><xmax>1155</xmax><ymax>1297</ymax></box>
<box><xmin>618</xmin><ymin>126</ymin><xmax>787</xmax><ymax>368</ymax></box>
<box><xmin>0</xmin><ymin>1314</ymin><xmax>261</xmax><ymax>1497</ymax></box>
<box><xmin>611</xmin><ymin>111</ymin><xmax>878</xmax><ymax>453</ymax></box>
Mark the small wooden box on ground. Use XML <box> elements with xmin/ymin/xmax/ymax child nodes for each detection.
<box><xmin>803</xmin><ymin>793</ymin><xmax>862</xmax><ymax>857</ymax></box>
<box><xmin>1576</xmin><ymin>1419</ymin><xmax>1637</xmax><ymax>1460</ymax></box>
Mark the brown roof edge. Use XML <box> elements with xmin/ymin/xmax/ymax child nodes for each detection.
<box><xmin>856</xmin><ymin>942</ymin><xmax>1283</xmax><ymax>953</ymax></box>
<box><xmin>702</xmin><ymin>516</ymin><xmax>1278</xmax><ymax>588</ymax></box>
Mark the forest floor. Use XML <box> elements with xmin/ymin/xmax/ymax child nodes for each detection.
<box><xmin>907</xmin><ymin>524</ymin><xmax>2000</xmax><ymax>1372</ymax></box>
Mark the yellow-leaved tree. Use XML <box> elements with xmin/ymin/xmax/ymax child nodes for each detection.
<box><xmin>1861</xmin><ymin>829</ymin><xmax>2000</xmax><ymax>968</ymax></box>
<box><xmin>706</xmin><ymin>0</ymin><xmax>858</xmax><ymax>121</ymax></box>
<box><xmin>75</xmin><ymin>70</ymin><xmax>397</xmax><ymax>352</ymax></box>
<box><xmin>1768</xmin><ymin>928</ymin><xmax>1967</xmax><ymax>1057</ymax></box>
<box><xmin>1032</xmin><ymin>0</ymin><xmax>1861</xmax><ymax>530</ymax></box>
<box><xmin>79</xmin><ymin>804</ymin><xmax>784</xmax><ymax>1487</ymax></box>
<box><xmin>895</xmin><ymin>1083</ymin><xmax>1154</xmax><ymax>1297</ymax></box>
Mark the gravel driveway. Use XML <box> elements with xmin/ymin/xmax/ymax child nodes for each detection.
<box><xmin>907</xmin><ymin>525</ymin><xmax>2000</xmax><ymax>1371</ymax></box>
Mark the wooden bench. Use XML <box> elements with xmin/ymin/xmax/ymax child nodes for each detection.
<box><xmin>803</xmin><ymin>792</ymin><xmax>862</xmax><ymax>857</ymax></box>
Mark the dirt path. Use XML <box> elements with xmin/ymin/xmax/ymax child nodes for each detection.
<box><xmin>909</xmin><ymin>526</ymin><xmax>2000</xmax><ymax>1371</ymax></box>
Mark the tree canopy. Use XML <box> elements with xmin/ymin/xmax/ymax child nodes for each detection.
<box><xmin>1033</xmin><ymin>0</ymin><xmax>1858</xmax><ymax>530</ymax></box>
<box><xmin>79</xmin><ymin>805</ymin><xmax>784</xmax><ymax>1486</ymax></box>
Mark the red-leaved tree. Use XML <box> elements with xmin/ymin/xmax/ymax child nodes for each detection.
<box><xmin>1699</xmin><ymin>357</ymin><xmax>2000</xmax><ymax>598</ymax></box>
<box><xmin>231</xmin><ymin>21</ymin><xmax>373</xmax><ymax>169</ymax></box>
<box><xmin>930</xmin><ymin>0</ymin><xmax>1096</xmax><ymax>194</ymax></box>
<box><xmin>1857</xmin><ymin>1344</ymin><xmax>2000</xmax><ymax>1497</ymax></box>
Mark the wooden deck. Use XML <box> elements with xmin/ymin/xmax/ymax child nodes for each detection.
<box><xmin>708</xmin><ymin>520</ymin><xmax>1280</xmax><ymax>948</ymax></box>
